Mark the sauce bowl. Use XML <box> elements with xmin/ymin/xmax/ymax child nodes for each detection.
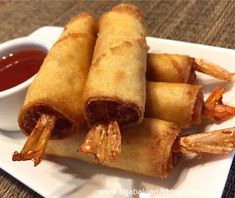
<box><xmin>0</xmin><ymin>37</ymin><xmax>49</xmax><ymax>131</ymax></box>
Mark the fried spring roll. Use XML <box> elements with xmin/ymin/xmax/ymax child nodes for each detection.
<box><xmin>145</xmin><ymin>83</ymin><xmax>235</xmax><ymax>129</ymax></box>
<box><xmin>147</xmin><ymin>53</ymin><xmax>234</xmax><ymax>83</ymax></box>
<box><xmin>13</xmin><ymin>13</ymin><xmax>97</xmax><ymax>166</ymax></box>
<box><xmin>81</xmin><ymin>4</ymin><xmax>148</xmax><ymax>162</ymax></box>
<box><xmin>145</xmin><ymin>82</ymin><xmax>203</xmax><ymax>129</ymax></box>
<box><xmin>47</xmin><ymin>118</ymin><xmax>180</xmax><ymax>178</ymax></box>
<box><xmin>46</xmin><ymin>118</ymin><xmax>235</xmax><ymax>178</ymax></box>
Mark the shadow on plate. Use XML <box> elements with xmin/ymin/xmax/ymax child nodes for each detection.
<box><xmin>0</xmin><ymin>129</ymin><xmax>24</xmax><ymax>140</ymax></box>
<box><xmin>195</xmin><ymin>78</ymin><xmax>234</xmax><ymax>93</ymax></box>
<box><xmin>44</xmin><ymin>152</ymin><xmax>229</xmax><ymax>197</ymax></box>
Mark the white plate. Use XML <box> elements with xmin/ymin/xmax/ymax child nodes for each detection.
<box><xmin>0</xmin><ymin>26</ymin><xmax>234</xmax><ymax>198</ymax></box>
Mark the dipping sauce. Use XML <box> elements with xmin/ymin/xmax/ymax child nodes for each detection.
<box><xmin>0</xmin><ymin>49</ymin><xmax>47</xmax><ymax>91</ymax></box>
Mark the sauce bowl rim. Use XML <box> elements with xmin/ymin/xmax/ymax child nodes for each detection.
<box><xmin>0</xmin><ymin>37</ymin><xmax>50</xmax><ymax>99</ymax></box>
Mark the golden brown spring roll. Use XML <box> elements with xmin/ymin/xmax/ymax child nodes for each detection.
<box><xmin>146</xmin><ymin>83</ymin><xmax>235</xmax><ymax>128</ymax></box>
<box><xmin>47</xmin><ymin>118</ymin><xmax>180</xmax><ymax>178</ymax></box>
<box><xmin>13</xmin><ymin>13</ymin><xmax>97</xmax><ymax>166</ymax></box>
<box><xmin>147</xmin><ymin>53</ymin><xmax>234</xmax><ymax>83</ymax></box>
<box><xmin>81</xmin><ymin>4</ymin><xmax>148</xmax><ymax>162</ymax></box>
<box><xmin>147</xmin><ymin>54</ymin><xmax>195</xmax><ymax>83</ymax></box>
<box><xmin>145</xmin><ymin>82</ymin><xmax>203</xmax><ymax>129</ymax></box>
<box><xmin>46</xmin><ymin>118</ymin><xmax>235</xmax><ymax>178</ymax></box>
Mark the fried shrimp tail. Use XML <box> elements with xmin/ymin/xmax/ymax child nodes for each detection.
<box><xmin>12</xmin><ymin>114</ymin><xmax>56</xmax><ymax>166</ymax></box>
<box><xmin>194</xmin><ymin>58</ymin><xmax>234</xmax><ymax>82</ymax></box>
<box><xmin>203</xmin><ymin>87</ymin><xmax>235</xmax><ymax>121</ymax></box>
<box><xmin>179</xmin><ymin>127</ymin><xmax>235</xmax><ymax>155</ymax></box>
<box><xmin>80</xmin><ymin>121</ymin><xmax>121</xmax><ymax>163</ymax></box>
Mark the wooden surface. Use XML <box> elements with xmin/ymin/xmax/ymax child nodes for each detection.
<box><xmin>0</xmin><ymin>0</ymin><xmax>234</xmax><ymax>197</ymax></box>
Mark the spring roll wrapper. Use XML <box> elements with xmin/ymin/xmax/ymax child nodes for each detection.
<box><xmin>18</xmin><ymin>13</ymin><xmax>97</xmax><ymax>139</ymax></box>
<box><xmin>59</xmin><ymin>12</ymin><xmax>97</xmax><ymax>38</ymax></box>
<box><xmin>147</xmin><ymin>53</ymin><xmax>196</xmax><ymax>83</ymax></box>
<box><xmin>83</xmin><ymin>4</ymin><xmax>148</xmax><ymax>126</ymax></box>
<box><xmin>145</xmin><ymin>82</ymin><xmax>203</xmax><ymax>129</ymax></box>
<box><xmin>46</xmin><ymin>118</ymin><xmax>180</xmax><ymax>178</ymax></box>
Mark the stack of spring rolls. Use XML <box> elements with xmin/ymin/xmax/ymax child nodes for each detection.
<box><xmin>47</xmin><ymin>4</ymin><xmax>179</xmax><ymax>178</ymax></box>
<box><xmin>14</xmin><ymin>3</ymin><xmax>235</xmax><ymax>179</ymax></box>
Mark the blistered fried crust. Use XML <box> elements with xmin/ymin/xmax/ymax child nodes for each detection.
<box><xmin>58</xmin><ymin>33</ymin><xmax>96</xmax><ymax>43</ymax></box>
<box><xmin>145</xmin><ymin>82</ymin><xmax>203</xmax><ymax>129</ymax></box>
<box><xmin>66</xmin><ymin>12</ymin><xmax>94</xmax><ymax>25</ymax></box>
<box><xmin>111</xmin><ymin>3</ymin><xmax>145</xmax><ymax>25</ymax></box>
<box><xmin>60</xmin><ymin>12</ymin><xmax>97</xmax><ymax>38</ymax></box>
<box><xmin>84</xmin><ymin>41</ymin><xmax>147</xmax><ymax>125</ymax></box>
<box><xmin>147</xmin><ymin>54</ymin><xmax>194</xmax><ymax>83</ymax></box>
<box><xmin>97</xmin><ymin>3</ymin><xmax>147</xmax><ymax>55</ymax></box>
<box><xmin>46</xmin><ymin>118</ymin><xmax>180</xmax><ymax>178</ymax></box>
<box><xmin>18</xmin><ymin>14</ymin><xmax>97</xmax><ymax>139</ymax></box>
<box><xmin>83</xmin><ymin>4</ymin><xmax>147</xmax><ymax>125</ymax></box>
<box><xmin>144</xmin><ymin>119</ymin><xmax>180</xmax><ymax>178</ymax></box>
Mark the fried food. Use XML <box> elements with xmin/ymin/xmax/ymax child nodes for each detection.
<box><xmin>81</xmin><ymin>4</ymin><xmax>148</xmax><ymax>162</ymax></box>
<box><xmin>145</xmin><ymin>82</ymin><xmax>235</xmax><ymax>128</ymax></box>
<box><xmin>46</xmin><ymin>118</ymin><xmax>235</xmax><ymax>178</ymax></box>
<box><xmin>145</xmin><ymin>82</ymin><xmax>203</xmax><ymax>128</ymax></box>
<box><xmin>147</xmin><ymin>53</ymin><xmax>234</xmax><ymax>83</ymax></box>
<box><xmin>47</xmin><ymin>118</ymin><xmax>180</xmax><ymax>178</ymax></box>
<box><xmin>13</xmin><ymin>13</ymin><xmax>97</xmax><ymax>166</ymax></box>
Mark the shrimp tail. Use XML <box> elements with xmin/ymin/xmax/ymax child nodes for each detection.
<box><xmin>12</xmin><ymin>114</ymin><xmax>56</xmax><ymax>166</ymax></box>
<box><xmin>179</xmin><ymin>127</ymin><xmax>235</xmax><ymax>155</ymax></box>
<box><xmin>203</xmin><ymin>87</ymin><xmax>235</xmax><ymax>122</ymax></box>
<box><xmin>80</xmin><ymin>121</ymin><xmax>121</xmax><ymax>163</ymax></box>
<box><xmin>194</xmin><ymin>58</ymin><xmax>234</xmax><ymax>82</ymax></box>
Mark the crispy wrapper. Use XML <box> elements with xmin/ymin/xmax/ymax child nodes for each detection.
<box><xmin>46</xmin><ymin>118</ymin><xmax>180</xmax><ymax>178</ymax></box>
<box><xmin>147</xmin><ymin>53</ymin><xmax>234</xmax><ymax>83</ymax></box>
<box><xmin>59</xmin><ymin>12</ymin><xmax>97</xmax><ymax>38</ymax></box>
<box><xmin>18</xmin><ymin>13</ymin><xmax>97</xmax><ymax>139</ymax></box>
<box><xmin>147</xmin><ymin>53</ymin><xmax>195</xmax><ymax>83</ymax></box>
<box><xmin>145</xmin><ymin>82</ymin><xmax>203</xmax><ymax>129</ymax></box>
<box><xmin>83</xmin><ymin>4</ymin><xmax>148</xmax><ymax>126</ymax></box>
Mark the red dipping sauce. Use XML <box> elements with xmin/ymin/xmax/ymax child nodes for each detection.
<box><xmin>0</xmin><ymin>49</ymin><xmax>47</xmax><ymax>91</ymax></box>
